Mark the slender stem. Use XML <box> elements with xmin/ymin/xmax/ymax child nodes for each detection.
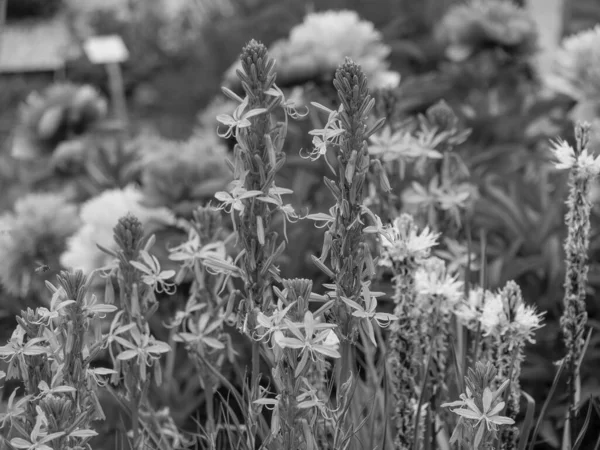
<box><xmin>131</xmin><ymin>391</ymin><xmax>140</xmax><ymax>449</ymax></box>
<box><xmin>164</xmin><ymin>328</ymin><xmax>176</xmax><ymax>385</ymax></box>
<box><xmin>251</xmin><ymin>339</ymin><xmax>260</xmax><ymax>387</ymax></box>
<box><xmin>204</xmin><ymin>377</ymin><xmax>215</xmax><ymax>437</ymax></box>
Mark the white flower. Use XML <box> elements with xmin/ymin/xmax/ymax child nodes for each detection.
<box><xmin>549</xmin><ymin>138</ymin><xmax>600</xmax><ymax>175</ymax></box>
<box><xmin>368</xmin><ymin>127</ymin><xmax>442</xmax><ymax>178</ymax></box>
<box><xmin>60</xmin><ymin>186</ymin><xmax>174</xmax><ymax>274</ymax></box>
<box><xmin>479</xmin><ymin>293</ymin><xmax>506</xmax><ymax>337</ymax></box>
<box><xmin>547</xmin><ymin>25</ymin><xmax>600</xmax><ymax>100</ymax></box>
<box><xmin>226</xmin><ymin>10</ymin><xmax>399</xmax><ymax>89</ymax></box>
<box><xmin>549</xmin><ymin>138</ymin><xmax>576</xmax><ymax>169</ymax></box>
<box><xmin>379</xmin><ymin>214</ymin><xmax>440</xmax><ymax>267</ymax></box>
<box><xmin>169</xmin><ymin>229</ymin><xmax>227</xmax><ymax>269</ymax></box>
<box><xmin>415</xmin><ymin>257</ymin><xmax>464</xmax><ymax>308</ymax></box>
<box><xmin>454</xmin><ymin>287</ymin><xmax>498</xmax><ymax>331</ymax></box>
<box><xmin>512</xmin><ymin>303</ymin><xmax>544</xmax><ymax>343</ymax></box>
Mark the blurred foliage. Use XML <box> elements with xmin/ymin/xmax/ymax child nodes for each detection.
<box><xmin>5</xmin><ymin>0</ymin><xmax>63</xmax><ymax>20</ymax></box>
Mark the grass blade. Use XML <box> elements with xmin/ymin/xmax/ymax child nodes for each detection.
<box><xmin>528</xmin><ymin>358</ymin><xmax>566</xmax><ymax>450</ymax></box>
<box><xmin>572</xmin><ymin>398</ymin><xmax>595</xmax><ymax>450</ymax></box>
<box><xmin>518</xmin><ymin>391</ymin><xmax>536</xmax><ymax>450</ymax></box>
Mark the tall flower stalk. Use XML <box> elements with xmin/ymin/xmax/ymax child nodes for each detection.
<box><xmin>550</xmin><ymin>123</ymin><xmax>599</xmax><ymax>432</ymax></box>
<box><xmin>480</xmin><ymin>281</ymin><xmax>543</xmax><ymax>450</ymax></box>
<box><xmin>168</xmin><ymin>206</ymin><xmax>233</xmax><ymax>441</ymax></box>
<box><xmin>378</xmin><ymin>214</ymin><xmax>439</xmax><ymax>450</ymax></box>
<box><xmin>100</xmin><ymin>214</ymin><xmax>173</xmax><ymax>449</ymax></box>
<box><xmin>307</xmin><ymin>58</ymin><xmax>385</xmax><ymax>385</ymax></box>
<box><xmin>214</xmin><ymin>39</ymin><xmax>302</xmax><ymax>446</ymax></box>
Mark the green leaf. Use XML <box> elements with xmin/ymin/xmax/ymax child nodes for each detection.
<box><xmin>572</xmin><ymin>399</ymin><xmax>594</xmax><ymax>450</ymax></box>
<box><xmin>519</xmin><ymin>391</ymin><xmax>536</xmax><ymax>450</ymax></box>
<box><xmin>528</xmin><ymin>359</ymin><xmax>566</xmax><ymax>450</ymax></box>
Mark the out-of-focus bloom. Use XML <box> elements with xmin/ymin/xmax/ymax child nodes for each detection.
<box><xmin>138</xmin><ymin>132</ymin><xmax>232</xmax><ymax>217</ymax></box>
<box><xmin>402</xmin><ymin>176</ymin><xmax>477</xmax><ymax>226</ymax></box>
<box><xmin>435</xmin><ymin>237</ymin><xmax>479</xmax><ymax>275</ymax></box>
<box><xmin>12</xmin><ymin>84</ymin><xmax>107</xmax><ymax>160</ymax></box>
<box><xmin>0</xmin><ymin>193</ymin><xmax>80</xmax><ymax>299</ymax></box>
<box><xmin>61</xmin><ymin>186</ymin><xmax>175</xmax><ymax>274</ymax></box>
<box><xmin>512</xmin><ymin>303</ymin><xmax>544</xmax><ymax>343</ymax></box>
<box><xmin>415</xmin><ymin>257</ymin><xmax>464</xmax><ymax>308</ymax></box>
<box><xmin>455</xmin><ymin>287</ymin><xmax>499</xmax><ymax>331</ymax></box>
<box><xmin>368</xmin><ymin>126</ymin><xmax>442</xmax><ymax>177</ymax></box>
<box><xmin>225</xmin><ymin>10</ymin><xmax>399</xmax><ymax>89</ymax></box>
<box><xmin>547</xmin><ymin>25</ymin><xmax>600</xmax><ymax>101</ymax></box>
<box><xmin>197</xmin><ymin>97</ymin><xmax>238</xmax><ymax>131</ymax></box>
<box><xmin>479</xmin><ymin>292</ymin><xmax>506</xmax><ymax>336</ymax></box>
<box><xmin>436</xmin><ymin>0</ymin><xmax>537</xmax><ymax>62</ymax></box>
<box><xmin>379</xmin><ymin>214</ymin><xmax>440</xmax><ymax>268</ymax></box>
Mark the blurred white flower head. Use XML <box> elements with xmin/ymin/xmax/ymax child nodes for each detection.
<box><xmin>454</xmin><ymin>287</ymin><xmax>498</xmax><ymax>331</ymax></box>
<box><xmin>277</xmin><ymin>10</ymin><xmax>399</xmax><ymax>89</ymax></box>
<box><xmin>512</xmin><ymin>303</ymin><xmax>544</xmax><ymax>343</ymax></box>
<box><xmin>479</xmin><ymin>291</ymin><xmax>506</xmax><ymax>336</ymax></box>
<box><xmin>61</xmin><ymin>185</ymin><xmax>175</xmax><ymax>274</ymax></box>
<box><xmin>227</xmin><ymin>10</ymin><xmax>399</xmax><ymax>90</ymax></box>
<box><xmin>547</xmin><ymin>25</ymin><xmax>600</xmax><ymax>101</ymax></box>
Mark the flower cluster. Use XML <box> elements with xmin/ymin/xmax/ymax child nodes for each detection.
<box><xmin>0</xmin><ymin>193</ymin><xmax>80</xmax><ymax>301</ymax></box>
<box><xmin>548</xmin><ymin>25</ymin><xmax>600</xmax><ymax>101</ymax></box>
<box><xmin>225</xmin><ymin>10</ymin><xmax>399</xmax><ymax>90</ymax></box>
<box><xmin>12</xmin><ymin>83</ymin><xmax>107</xmax><ymax>160</ymax></box>
<box><xmin>436</xmin><ymin>0</ymin><xmax>537</xmax><ymax>62</ymax></box>
<box><xmin>138</xmin><ymin>132</ymin><xmax>232</xmax><ymax>217</ymax></box>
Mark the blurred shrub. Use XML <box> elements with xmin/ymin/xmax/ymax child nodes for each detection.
<box><xmin>5</xmin><ymin>0</ymin><xmax>63</xmax><ymax>19</ymax></box>
<box><xmin>11</xmin><ymin>83</ymin><xmax>107</xmax><ymax>160</ymax></box>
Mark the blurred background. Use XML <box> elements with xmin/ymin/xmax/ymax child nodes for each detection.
<box><xmin>2</xmin><ymin>0</ymin><xmax>600</xmax><ymax>448</ymax></box>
